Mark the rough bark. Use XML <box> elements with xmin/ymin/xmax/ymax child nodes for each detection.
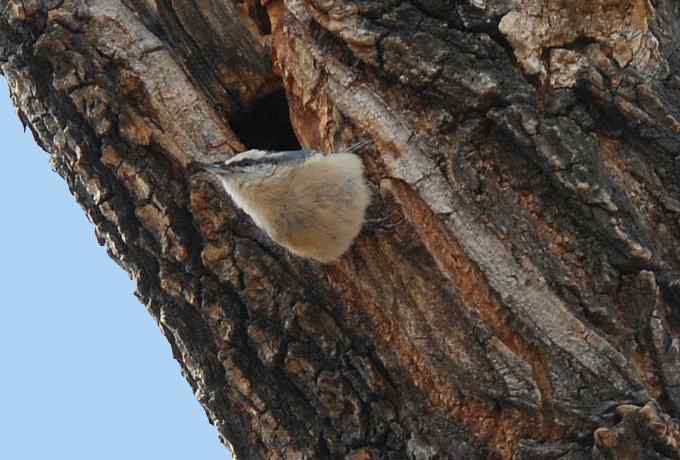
<box><xmin>2</xmin><ymin>0</ymin><xmax>680</xmax><ymax>459</ymax></box>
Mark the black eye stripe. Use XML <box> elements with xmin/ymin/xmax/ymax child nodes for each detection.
<box><xmin>228</xmin><ymin>150</ymin><xmax>315</xmax><ymax>169</ymax></box>
<box><xmin>235</xmin><ymin>159</ymin><xmax>254</xmax><ymax>167</ymax></box>
<box><xmin>229</xmin><ymin>157</ymin><xmax>269</xmax><ymax>168</ymax></box>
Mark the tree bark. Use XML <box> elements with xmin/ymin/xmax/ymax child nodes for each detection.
<box><xmin>2</xmin><ymin>0</ymin><xmax>680</xmax><ymax>458</ymax></box>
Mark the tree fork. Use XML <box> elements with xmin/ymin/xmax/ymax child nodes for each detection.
<box><xmin>2</xmin><ymin>1</ymin><xmax>680</xmax><ymax>459</ymax></box>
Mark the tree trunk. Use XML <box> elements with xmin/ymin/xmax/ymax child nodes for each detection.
<box><xmin>2</xmin><ymin>0</ymin><xmax>680</xmax><ymax>458</ymax></box>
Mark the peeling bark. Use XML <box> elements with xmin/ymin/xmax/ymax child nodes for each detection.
<box><xmin>2</xmin><ymin>0</ymin><xmax>680</xmax><ymax>459</ymax></box>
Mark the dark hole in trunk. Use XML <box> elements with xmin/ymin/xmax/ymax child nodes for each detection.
<box><xmin>252</xmin><ymin>2</ymin><xmax>272</xmax><ymax>35</ymax></box>
<box><xmin>231</xmin><ymin>89</ymin><xmax>301</xmax><ymax>151</ymax></box>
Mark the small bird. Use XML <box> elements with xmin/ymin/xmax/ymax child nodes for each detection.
<box><xmin>196</xmin><ymin>146</ymin><xmax>371</xmax><ymax>263</ymax></box>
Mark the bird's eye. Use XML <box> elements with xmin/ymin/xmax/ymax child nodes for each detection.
<box><xmin>238</xmin><ymin>159</ymin><xmax>254</xmax><ymax>167</ymax></box>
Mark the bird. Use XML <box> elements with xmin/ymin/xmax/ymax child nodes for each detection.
<box><xmin>195</xmin><ymin>145</ymin><xmax>371</xmax><ymax>263</ymax></box>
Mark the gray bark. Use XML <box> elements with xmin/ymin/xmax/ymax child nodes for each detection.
<box><xmin>2</xmin><ymin>0</ymin><xmax>680</xmax><ymax>458</ymax></box>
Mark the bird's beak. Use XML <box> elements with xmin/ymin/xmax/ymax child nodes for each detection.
<box><xmin>191</xmin><ymin>161</ymin><xmax>225</xmax><ymax>175</ymax></box>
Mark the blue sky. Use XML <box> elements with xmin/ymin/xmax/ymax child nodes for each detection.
<box><xmin>0</xmin><ymin>78</ymin><xmax>230</xmax><ymax>459</ymax></box>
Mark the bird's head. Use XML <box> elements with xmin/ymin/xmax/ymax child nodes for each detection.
<box><xmin>194</xmin><ymin>149</ymin><xmax>314</xmax><ymax>189</ymax></box>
